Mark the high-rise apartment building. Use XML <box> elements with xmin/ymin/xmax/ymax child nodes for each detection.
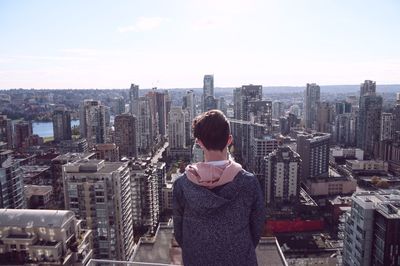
<box><xmin>183</xmin><ymin>90</ymin><xmax>196</xmax><ymax>122</ymax></box>
<box><xmin>248</xmin><ymin>100</ymin><xmax>272</xmax><ymax>128</ymax></box>
<box><xmin>130</xmin><ymin>160</ymin><xmax>160</xmax><ymax>234</ymax></box>
<box><xmin>114</xmin><ymin>114</ymin><xmax>138</xmax><ymax>158</ymax></box>
<box><xmin>202</xmin><ymin>75</ymin><xmax>215</xmax><ymax>112</ymax></box>
<box><xmin>63</xmin><ymin>159</ymin><xmax>135</xmax><ymax>260</ymax></box>
<box><xmin>183</xmin><ymin>90</ymin><xmax>196</xmax><ymax>144</ymax></box>
<box><xmin>360</xmin><ymin>80</ymin><xmax>376</xmax><ymax>97</ymax></box>
<box><xmin>203</xmin><ymin>74</ymin><xmax>214</xmax><ymax>97</ymax></box>
<box><xmin>129</xmin><ymin>83</ymin><xmax>139</xmax><ymax>116</ymax></box>
<box><xmin>297</xmin><ymin>132</ymin><xmax>330</xmax><ymax>180</ymax></box>
<box><xmin>0</xmin><ymin>115</ymin><xmax>13</xmax><ymax>149</ymax></box>
<box><xmin>304</xmin><ymin>83</ymin><xmax>320</xmax><ymax>129</ymax></box>
<box><xmin>112</xmin><ymin>96</ymin><xmax>125</xmax><ymax>115</ymax></box>
<box><xmin>272</xmin><ymin>101</ymin><xmax>284</xmax><ymax>119</ymax></box>
<box><xmin>14</xmin><ymin>120</ymin><xmax>32</xmax><ymax>149</ymax></box>
<box><xmin>335</xmin><ymin>101</ymin><xmax>352</xmax><ymax>115</ymax></box>
<box><xmin>264</xmin><ymin>146</ymin><xmax>301</xmax><ymax>205</ymax></box>
<box><xmin>0</xmin><ymin>150</ymin><xmax>25</xmax><ymax>209</ymax></box>
<box><xmin>51</xmin><ymin>152</ymin><xmax>95</xmax><ymax>209</ymax></box>
<box><xmin>334</xmin><ymin>113</ymin><xmax>357</xmax><ymax>147</ymax></box>
<box><xmin>343</xmin><ymin>191</ymin><xmax>400</xmax><ymax>266</ymax></box>
<box><xmin>168</xmin><ymin>107</ymin><xmax>186</xmax><ymax>149</ymax></box>
<box><xmin>230</xmin><ymin>119</ymin><xmax>266</xmax><ymax>169</ymax></box>
<box><xmin>218</xmin><ymin>97</ymin><xmax>228</xmax><ymax>115</ymax></box>
<box><xmin>80</xmin><ymin>100</ymin><xmax>106</xmax><ymax>147</ymax></box>
<box><xmin>357</xmin><ymin>82</ymin><xmax>382</xmax><ymax>157</ymax></box>
<box><xmin>52</xmin><ymin>107</ymin><xmax>72</xmax><ymax>142</ymax></box>
<box><xmin>316</xmin><ymin>102</ymin><xmax>331</xmax><ymax>133</ymax></box>
<box><xmin>155</xmin><ymin>91</ymin><xmax>167</xmax><ymax>137</ymax></box>
<box><xmin>392</xmin><ymin>93</ymin><xmax>400</xmax><ymax>133</ymax></box>
<box><xmin>233</xmin><ymin>85</ymin><xmax>263</xmax><ymax>121</ymax></box>
<box><xmin>204</xmin><ymin>95</ymin><xmax>218</xmax><ymax>112</ymax></box>
<box><xmin>251</xmin><ymin>136</ymin><xmax>279</xmax><ymax>181</ymax></box>
<box><xmin>380</xmin><ymin>112</ymin><xmax>393</xmax><ymax>141</ymax></box>
<box><xmin>137</xmin><ymin>97</ymin><xmax>154</xmax><ymax>154</ymax></box>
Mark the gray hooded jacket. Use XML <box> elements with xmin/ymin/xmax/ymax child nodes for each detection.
<box><xmin>173</xmin><ymin>170</ymin><xmax>266</xmax><ymax>266</ymax></box>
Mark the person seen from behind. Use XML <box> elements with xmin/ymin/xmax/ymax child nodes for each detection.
<box><xmin>173</xmin><ymin>109</ymin><xmax>266</xmax><ymax>266</ymax></box>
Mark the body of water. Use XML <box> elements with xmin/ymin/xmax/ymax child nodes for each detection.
<box><xmin>32</xmin><ymin>120</ymin><xmax>80</xmax><ymax>138</ymax></box>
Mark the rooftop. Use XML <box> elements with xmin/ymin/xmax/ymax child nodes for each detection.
<box><xmin>52</xmin><ymin>152</ymin><xmax>95</xmax><ymax>162</ymax></box>
<box><xmin>0</xmin><ymin>209</ymin><xmax>75</xmax><ymax>228</ymax></box>
<box><xmin>132</xmin><ymin>222</ymin><xmax>288</xmax><ymax>266</ymax></box>
<box><xmin>133</xmin><ymin>222</ymin><xmax>180</xmax><ymax>265</ymax></box>
<box><xmin>256</xmin><ymin>237</ymin><xmax>288</xmax><ymax>266</ymax></box>
<box><xmin>64</xmin><ymin>160</ymin><xmax>127</xmax><ymax>174</ymax></box>
<box><xmin>25</xmin><ymin>185</ymin><xmax>53</xmax><ymax>196</ymax></box>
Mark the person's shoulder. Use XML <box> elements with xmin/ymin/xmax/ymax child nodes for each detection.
<box><xmin>234</xmin><ymin>170</ymin><xmax>259</xmax><ymax>186</ymax></box>
<box><xmin>173</xmin><ymin>173</ymin><xmax>189</xmax><ymax>189</ymax></box>
<box><xmin>236</xmin><ymin>169</ymin><xmax>257</xmax><ymax>180</ymax></box>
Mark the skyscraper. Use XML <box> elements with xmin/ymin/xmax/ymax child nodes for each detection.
<box><xmin>63</xmin><ymin>159</ymin><xmax>135</xmax><ymax>260</ymax></box>
<box><xmin>130</xmin><ymin>160</ymin><xmax>160</xmax><ymax>234</ymax></box>
<box><xmin>14</xmin><ymin>120</ymin><xmax>32</xmax><ymax>149</ymax></box>
<box><xmin>183</xmin><ymin>90</ymin><xmax>196</xmax><ymax>122</ymax></box>
<box><xmin>0</xmin><ymin>115</ymin><xmax>13</xmax><ymax>149</ymax></box>
<box><xmin>80</xmin><ymin>99</ymin><xmax>106</xmax><ymax>147</ymax></box>
<box><xmin>304</xmin><ymin>83</ymin><xmax>320</xmax><ymax>129</ymax></box>
<box><xmin>203</xmin><ymin>74</ymin><xmax>214</xmax><ymax>98</ymax></box>
<box><xmin>392</xmin><ymin>93</ymin><xmax>400</xmax><ymax>133</ymax></box>
<box><xmin>218</xmin><ymin>97</ymin><xmax>228</xmax><ymax>115</ymax></box>
<box><xmin>146</xmin><ymin>88</ymin><xmax>168</xmax><ymax>138</ymax></box>
<box><xmin>114</xmin><ymin>114</ymin><xmax>138</xmax><ymax>158</ymax></box>
<box><xmin>155</xmin><ymin>91</ymin><xmax>167</xmax><ymax>137</ymax></box>
<box><xmin>204</xmin><ymin>95</ymin><xmax>218</xmax><ymax>112</ymax></box>
<box><xmin>264</xmin><ymin>146</ymin><xmax>301</xmax><ymax>205</ymax></box>
<box><xmin>380</xmin><ymin>112</ymin><xmax>393</xmax><ymax>141</ymax></box>
<box><xmin>129</xmin><ymin>83</ymin><xmax>139</xmax><ymax>116</ymax></box>
<box><xmin>357</xmin><ymin>81</ymin><xmax>382</xmax><ymax>157</ymax></box>
<box><xmin>137</xmin><ymin>97</ymin><xmax>153</xmax><ymax>153</ymax></box>
<box><xmin>233</xmin><ymin>85</ymin><xmax>263</xmax><ymax>121</ymax></box>
<box><xmin>113</xmin><ymin>96</ymin><xmax>125</xmax><ymax>115</ymax></box>
<box><xmin>343</xmin><ymin>191</ymin><xmax>400</xmax><ymax>266</ymax></box>
<box><xmin>52</xmin><ymin>107</ymin><xmax>72</xmax><ymax>142</ymax></box>
<box><xmin>360</xmin><ymin>80</ymin><xmax>376</xmax><ymax>97</ymax></box>
<box><xmin>272</xmin><ymin>101</ymin><xmax>284</xmax><ymax>119</ymax></box>
<box><xmin>297</xmin><ymin>132</ymin><xmax>330</xmax><ymax>180</ymax></box>
<box><xmin>334</xmin><ymin>113</ymin><xmax>357</xmax><ymax>147</ymax></box>
<box><xmin>203</xmin><ymin>75</ymin><xmax>215</xmax><ymax>111</ymax></box>
<box><xmin>316</xmin><ymin>102</ymin><xmax>331</xmax><ymax>133</ymax></box>
<box><xmin>168</xmin><ymin>107</ymin><xmax>186</xmax><ymax>149</ymax></box>
<box><xmin>0</xmin><ymin>150</ymin><xmax>25</xmax><ymax>209</ymax></box>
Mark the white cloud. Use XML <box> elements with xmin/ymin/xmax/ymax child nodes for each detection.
<box><xmin>117</xmin><ymin>17</ymin><xmax>168</xmax><ymax>33</ymax></box>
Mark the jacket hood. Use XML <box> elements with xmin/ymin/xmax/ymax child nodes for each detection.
<box><xmin>185</xmin><ymin>160</ymin><xmax>243</xmax><ymax>189</ymax></box>
<box><xmin>181</xmin><ymin>160</ymin><xmax>244</xmax><ymax>214</ymax></box>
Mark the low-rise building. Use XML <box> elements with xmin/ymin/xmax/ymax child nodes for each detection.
<box><xmin>0</xmin><ymin>209</ymin><xmax>92</xmax><ymax>265</ymax></box>
<box><xmin>94</xmin><ymin>143</ymin><xmax>119</xmax><ymax>162</ymax></box>
<box><xmin>346</xmin><ymin>160</ymin><xmax>388</xmax><ymax>174</ymax></box>
<box><xmin>24</xmin><ymin>185</ymin><xmax>53</xmax><ymax>209</ymax></box>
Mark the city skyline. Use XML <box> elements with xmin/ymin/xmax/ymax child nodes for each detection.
<box><xmin>1</xmin><ymin>0</ymin><xmax>400</xmax><ymax>89</ymax></box>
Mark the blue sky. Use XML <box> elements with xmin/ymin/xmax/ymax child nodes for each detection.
<box><xmin>0</xmin><ymin>0</ymin><xmax>399</xmax><ymax>89</ymax></box>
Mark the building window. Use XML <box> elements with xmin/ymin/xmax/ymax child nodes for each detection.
<box><xmin>10</xmin><ymin>244</ymin><xmax>17</xmax><ymax>249</ymax></box>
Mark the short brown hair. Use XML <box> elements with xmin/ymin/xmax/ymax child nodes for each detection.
<box><xmin>193</xmin><ymin>109</ymin><xmax>230</xmax><ymax>151</ymax></box>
